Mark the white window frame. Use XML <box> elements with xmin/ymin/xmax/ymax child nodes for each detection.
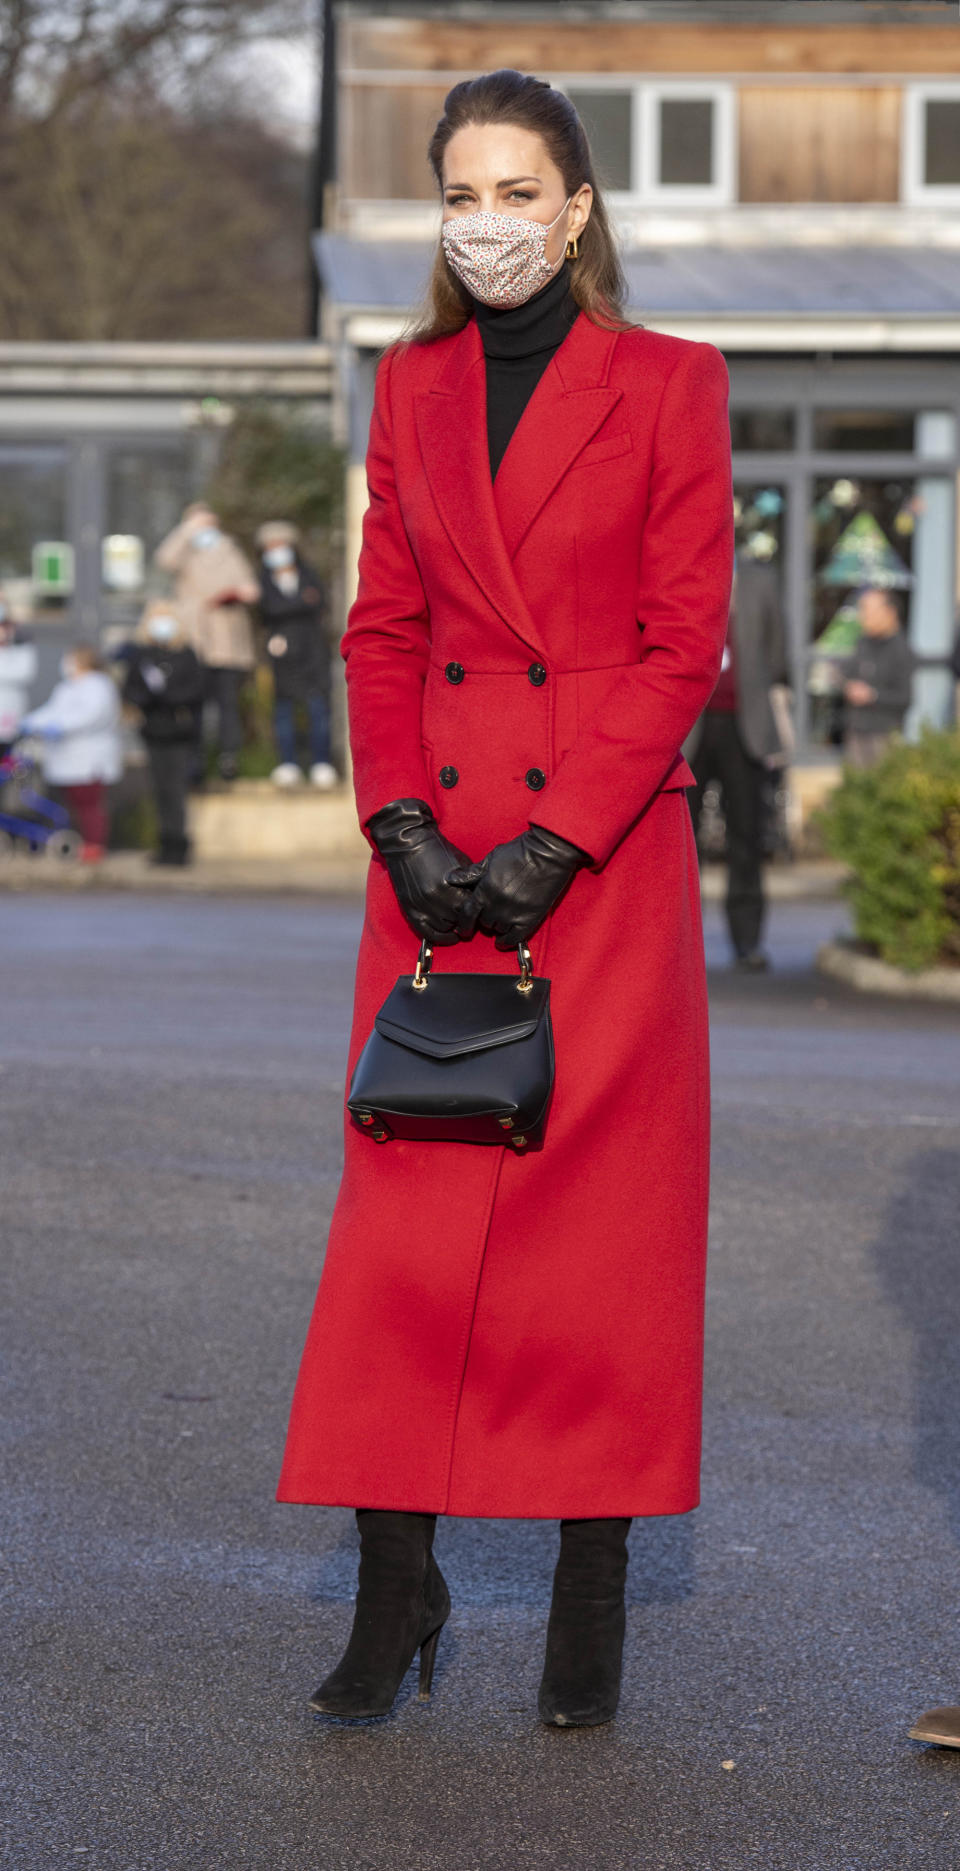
<box><xmin>559</xmin><ymin>78</ymin><xmax>736</xmax><ymax>208</ymax></box>
<box><xmin>642</xmin><ymin>81</ymin><xmax>736</xmax><ymax>208</ymax></box>
<box><xmin>902</xmin><ymin>83</ymin><xmax>960</xmax><ymax>206</ymax></box>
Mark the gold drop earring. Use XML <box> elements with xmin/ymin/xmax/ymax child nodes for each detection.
<box><xmin>565</xmin><ymin>232</ymin><xmax>580</xmax><ymax>260</ymax></box>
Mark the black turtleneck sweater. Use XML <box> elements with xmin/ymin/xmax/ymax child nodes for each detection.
<box><xmin>473</xmin><ymin>262</ymin><xmax>580</xmax><ymax>480</ymax></box>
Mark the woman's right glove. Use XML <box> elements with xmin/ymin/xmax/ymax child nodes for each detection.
<box><xmin>447</xmin><ymin>823</ymin><xmax>589</xmax><ymax>949</ymax></box>
<box><xmin>367</xmin><ymin>797</ymin><xmax>478</xmax><ymax>947</ymax></box>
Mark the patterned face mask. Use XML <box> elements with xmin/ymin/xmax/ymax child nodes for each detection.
<box><xmin>441</xmin><ymin>199</ymin><xmax>571</xmax><ymax>309</ymax></box>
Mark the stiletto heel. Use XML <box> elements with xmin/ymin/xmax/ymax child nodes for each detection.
<box><xmin>310</xmin><ymin>1510</ymin><xmax>451</xmax><ymax>1719</ymax></box>
<box><xmin>418</xmin><ymin>1623</ymin><xmax>442</xmax><ymax>1699</ymax></box>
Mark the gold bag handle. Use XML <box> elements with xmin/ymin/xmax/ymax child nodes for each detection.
<box><xmin>413</xmin><ymin>940</ymin><xmax>533</xmax><ymax>995</ymax></box>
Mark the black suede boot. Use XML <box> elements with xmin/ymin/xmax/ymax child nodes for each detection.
<box><xmin>538</xmin><ymin>1517</ymin><xmax>631</xmax><ymax>1727</ymax></box>
<box><xmin>309</xmin><ymin>1510</ymin><xmax>450</xmax><ymax>1718</ymax></box>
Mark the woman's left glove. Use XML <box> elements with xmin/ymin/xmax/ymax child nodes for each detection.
<box><xmin>448</xmin><ymin>824</ymin><xmax>590</xmax><ymax>950</ymax></box>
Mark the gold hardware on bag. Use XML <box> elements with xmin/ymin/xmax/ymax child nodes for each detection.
<box><xmin>413</xmin><ymin>942</ymin><xmax>434</xmax><ymax>991</ymax></box>
<box><xmin>517</xmin><ymin>944</ymin><xmax>533</xmax><ymax>994</ymax></box>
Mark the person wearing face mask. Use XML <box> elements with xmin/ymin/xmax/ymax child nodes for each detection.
<box><xmin>255</xmin><ymin>521</ymin><xmax>337</xmax><ymax>789</ymax></box>
<box><xmin>154</xmin><ymin>503</ymin><xmax>259</xmax><ymax>783</ymax></box>
<box><xmin>19</xmin><ymin>644</ymin><xmax>122</xmax><ymax>861</ymax></box>
<box><xmin>277</xmin><ymin>71</ymin><xmax>733</xmax><ymax>1730</ymax></box>
<box><xmin>0</xmin><ymin>595</ymin><xmax>38</xmax><ymax>757</ymax></box>
<box><xmin>122</xmin><ymin>600</ymin><xmax>204</xmax><ymax>866</ymax></box>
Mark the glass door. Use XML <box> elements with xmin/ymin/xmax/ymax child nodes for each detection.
<box><xmin>0</xmin><ymin>445</ymin><xmax>70</xmax><ymax>627</ymax></box>
<box><xmin>807</xmin><ymin>470</ymin><xmax>955</xmax><ymax>748</ymax></box>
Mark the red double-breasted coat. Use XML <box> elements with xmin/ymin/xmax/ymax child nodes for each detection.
<box><xmin>278</xmin><ymin>308</ymin><xmax>733</xmax><ymax>1519</ymax></box>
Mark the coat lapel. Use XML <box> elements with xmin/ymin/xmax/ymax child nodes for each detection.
<box><xmin>414</xmin><ymin>311</ymin><xmax>623</xmax><ymax>657</ymax></box>
<box><xmin>415</xmin><ymin>319</ymin><xmax>544</xmax><ymax>658</ymax></box>
<box><xmin>493</xmin><ymin>316</ymin><xmax>623</xmax><ymax>561</ymax></box>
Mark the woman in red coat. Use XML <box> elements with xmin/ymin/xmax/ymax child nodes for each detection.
<box><xmin>278</xmin><ymin>69</ymin><xmax>734</xmax><ymax>1727</ymax></box>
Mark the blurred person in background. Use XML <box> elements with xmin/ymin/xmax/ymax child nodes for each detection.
<box><xmin>19</xmin><ymin>644</ymin><xmax>122</xmax><ymax>862</ymax></box>
<box><xmin>0</xmin><ymin>594</ymin><xmax>37</xmax><ymax>756</ymax></box>
<box><xmin>256</xmin><ymin>520</ymin><xmax>337</xmax><ymax>790</ymax></box>
<box><xmin>687</xmin><ymin>553</ymin><xmax>789</xmax><ymax>972</ymax></box>
<box><xmin>154</xmin><ymin>502</ymin><xmax>258</xmax><ymax>783</ymax></box>
<box><xmin>843</xmin><ymin>587</ymin><xmax>914</xmax><ymax>769</ymax></box>
<box><xmin>278</xmin><ymin>70</ymin><xmax>733</xmax><ymax>1732</ymax></box>
<box><xmin>122</xmin><ymin>599</ymin><xmax>204</xmax><ymax>867</ymax></box>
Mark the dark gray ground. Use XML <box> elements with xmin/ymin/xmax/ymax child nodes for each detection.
<box><xmin>3</xmin><ymin>891</ymin><xmax>959</xmax><ymax>1871</ymax></box>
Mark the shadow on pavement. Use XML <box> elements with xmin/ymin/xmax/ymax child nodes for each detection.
<box><xmin>872</xmin><ymin>1147</ymin><xmax>960</xmax><ymax>1548</ymax></box>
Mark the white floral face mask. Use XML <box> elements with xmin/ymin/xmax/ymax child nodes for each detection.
<box><xmin>441</xmin><ymin>199</ymin><xmax>571</xmax><ymax>309</ymax></box>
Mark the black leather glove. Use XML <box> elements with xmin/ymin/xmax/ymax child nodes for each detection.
<box><xmin>367</xmin><ymin>797</ymin><xmax>478</xmax><ymax>946</ymax></box>
<box><xmin>448</xmin><ymin>823</ymin><xmax>589</xmax><ymax>950</ymax></box>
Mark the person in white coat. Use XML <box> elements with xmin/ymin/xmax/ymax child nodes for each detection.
<box><xmin>20</xmin><ymin>644</ymin><xmax>122</xmax><ymax>861</ymax></box>
<box><xmin>0</xmin><ymin>596</ymin><xmax>38</xmax><ymax>754</ymax></box>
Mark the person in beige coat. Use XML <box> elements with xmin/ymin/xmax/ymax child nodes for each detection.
<box><xmin>154</xmin><ymin>503</ymin><xmax>258</xmax><ymax>781</ymax></box>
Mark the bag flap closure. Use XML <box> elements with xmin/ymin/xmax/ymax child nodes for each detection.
<box><xmin>374</xmin><ymin>972</ymin><xmax>550</xmax><ymax>1061</ymax></box>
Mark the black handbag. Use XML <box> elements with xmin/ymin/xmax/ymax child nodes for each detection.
<box><xmin>347</xmin><ymin>941</ymin><xmax>554</xmax><ymax>1150</ymax></box>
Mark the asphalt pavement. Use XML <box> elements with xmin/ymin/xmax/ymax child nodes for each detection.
<box><xmin>3</xmin><ymin>891</ymin><xmax>960</xmax><ymax>1871</ymax></box>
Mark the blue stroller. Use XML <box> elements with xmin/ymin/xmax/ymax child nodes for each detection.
<box><xmin>0</xmin><ymin>749</ymin><xmax>81</xmax><ymax>860</ymax></box>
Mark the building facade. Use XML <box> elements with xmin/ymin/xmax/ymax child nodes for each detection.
<box><xmin>0</xmin><ymin>344</ymin><xmax>336</xmax><ymax>708</ymax></box>
<box><xmin>319</xmin><ymin>0</ymin><xmax>960</xmax><ymax>763</ymax></box>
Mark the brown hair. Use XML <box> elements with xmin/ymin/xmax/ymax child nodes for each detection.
<box><xmin>72</xmin><ymin>643</ymin><xmax>106</xmax><ymax>673</ymax></box>
<box><xmin>407</xmin><ymin>69</ymin><xmax>632</xmax><ymax>344</ymax></box>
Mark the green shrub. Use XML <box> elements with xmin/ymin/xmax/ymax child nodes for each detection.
<box><xmin>817</xmin><ymin>730</ymin><xmax>960</xmax><ymax>971</ymax></box>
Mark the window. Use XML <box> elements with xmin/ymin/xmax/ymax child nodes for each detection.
<box><xmin>100</xmin><ymin>444</ymin><xmax>192</xmax><ymax>626</ymax></box>
<box><xmin>924</xmin><ymin>99</ymin><xmax>960</xmax><ymax>185</ymax></box>
<box><xmin>0</xmin><ymin>445</ymin><xmax>69</xmax><ymax>624</ymax></box>
<box><xmin>658</xmin><ymin>98</ymin><xmax>713</xmax><ymax>186</ymax></box>
<box><xmin>730</xmin><ymin>409</ymin><xmax>796</xmax><ymax>452</ymax></box>
<box><xmin>813</xmin><ymin>410</ymin><xmax>916</xmax><ymax>453</ymax></box>
<box><xmin>561</xmin><ymin>81</ymin><xmax>734</xmax><ymax>205</ymax></box>
<box><xmin>903</xmin><ymin>85</ymin><xmax>960</xmax><ymax>204</ymax></box>
<box><xmin>643</xmin><ymin>84</ymin><xmax>735</xmax><ymax>205</ymax></box>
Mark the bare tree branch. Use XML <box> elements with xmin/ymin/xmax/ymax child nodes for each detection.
<box><xmin>0</xmin><ymin>1</ymin><xmax>311</xmax><ymax>119</ymax></box>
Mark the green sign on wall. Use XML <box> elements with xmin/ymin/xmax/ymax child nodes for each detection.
<box><xmin>32</xmin><ymin>541</ymin><xmax>75</xmax><ymax>595</ymax></box>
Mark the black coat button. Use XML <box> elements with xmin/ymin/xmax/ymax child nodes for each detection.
<box><xmin>528</xmin><ymin>663</ymin><xmax>547</xmax><ymax>687</ymax></box>
<box><xmin>525</xmin><ymin>767</ymin><xmax>546</xmax><ymax>792</ymax></box>
<box><xmin>445</xmin><ymin>662</ymin><xmax>465</xmax><ymax>685</ymax></box>
<box><xmin>439</xmin><ymin>765</ymin><xmax>459</xmax><ymax>789</ymax></box>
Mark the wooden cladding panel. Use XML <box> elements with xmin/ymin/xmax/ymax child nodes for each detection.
<box><xmin>343</xmin><ymin>83</ymin><xmax>448</xmax><ymax>199</ymax></box>
<box><xmin>343</xmin><ymin>20</ymin><xmax>960</xmax><ymax>77</ymax></box>
<box><xmin>739</xmin><ymin>87</ymin><xmax>901</xmax><ymax>203</ymax></box>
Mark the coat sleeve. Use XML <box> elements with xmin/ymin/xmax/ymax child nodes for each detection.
<box><xmin>530</xmin><ymin>342</ymin><xmax>734</xmax><ymax>866</ymax></box>
<box><xmin>25</xmin><ymin>675</ymin><xmax>118</xmax><ymax>735</ymax></box>
<box><xmin>154</xmin><ymin>522</ymin><xmax>190</xmax><ymax>573</ymax></box>
<box><xmin>873</xmin><ymin>635</ymin><xmax>915</xmax><ymax>713</ymax></box>
<box><xmin>341</xmin><ymin>346</ymin><xmax>433</xmax><ymax>835</ymax></box>
<box><xmin>761</xmin><ymin>564</ymin><xmax>790</xmax><ymax>688</ymax></box>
